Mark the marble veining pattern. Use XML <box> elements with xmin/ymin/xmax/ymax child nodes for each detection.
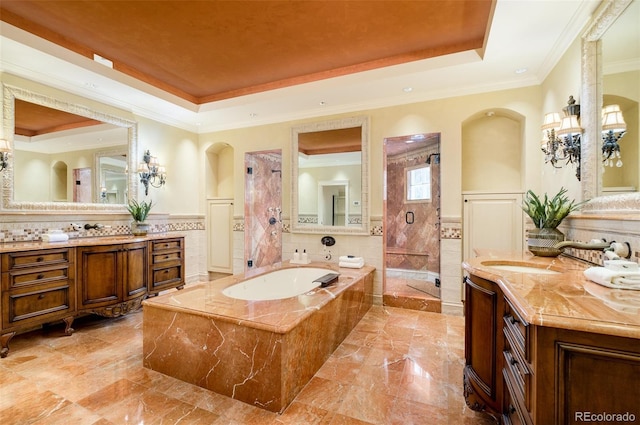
<box><xmin>0</xmin><ymin>304</ymin><xmax>494</xmax><ymax>424</ymax></box>
<box><xmin>464</xmin><ymin>250</ymin><xmax>640</xmax><ymax>339</ymax></box>
<box><xmin>142</xmin><ymin>262</ymin><xmax>375</xmax><ymax>412</ymax></box>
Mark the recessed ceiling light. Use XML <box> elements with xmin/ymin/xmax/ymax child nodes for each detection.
<box><xmin>84</xmin><ymin>82</ymin><xmax>98</xmax><ymax>89</ymax></box>
<box><xmin>249</xmin><ymin>113</ymin><xmax>257</xmax><ymax>117</ymax></box>
<box><xmin>514</xmin><ymin>68</ymin><xmax>528</xmax><ymax>74</ymax></box>
<box><xmin>319</xmin><ymin>101</ymin><xmax>326</xmax><ymax>106</ymax></box>
<box><xmin>403</xmin><ymin>87</ymin><xmax>413</xmax><ymax>93</ymax></box>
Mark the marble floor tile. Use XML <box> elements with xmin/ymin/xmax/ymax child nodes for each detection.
<box><xmin>0</xmin><ymin>306</ymin><xmax>496</xmax><ymax>424</ymax></box>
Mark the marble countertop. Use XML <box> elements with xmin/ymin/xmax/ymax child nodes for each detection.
<box><xmin>463</xmin><ymin>251</ymin><xmax>640</xmax><ymax>339</ymax></box>
<box><xmin>0</xmin><ymin>233</ymin><xmax>184</xmax><ymax>253</ymax></box>
<box><xmin>142</xmin><ymin>261</ymin><xmax>376</xmax><ymax>334</ymax></box>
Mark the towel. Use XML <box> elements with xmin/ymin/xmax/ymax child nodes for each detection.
<box><xmin>339</xmin><ymin>259</ymin><xmax>364</xmax><ymax>269</ymax></box>
<box><xmin>583</xmin><ymin>267</ymin><xmax>640</xmax><ymax>290</ymax></box>
<box><xmin>339</xmin><ymin>256</ymin><xmax>364</xmax><ymax>263</ymax></box>
<box><xmin>41</xmin><ymin>233</ymin><xmax>69</xmax><ymax>243</ymax></box>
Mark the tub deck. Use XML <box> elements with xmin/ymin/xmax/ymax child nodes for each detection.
<box><xmin>142</xmin><ymin>262</ymin><xmax>374</xmax><ymax>412</ymax></box>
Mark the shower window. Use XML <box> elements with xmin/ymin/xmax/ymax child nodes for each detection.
<box><xmin>406</xmin><ymin>165</ymin><xmax>431</xmax><ymax>202</ymax></box>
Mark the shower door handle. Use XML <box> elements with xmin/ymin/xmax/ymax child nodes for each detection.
<box><xmin>405</xmin><ymin>211</ymin><xmax>414</xmax><ymax>224</ymax></box>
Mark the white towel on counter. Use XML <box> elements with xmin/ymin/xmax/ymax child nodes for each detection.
<box><xmin>339</xmin><ymin>259</ymin><xmax>364</xmax><ymax>269</ymax></box>
<box><xmin>41</xmin><ymin>233</ymin><xmax>70</xmax><ymax>243</ymax></box>
<box><xmin>339</xmin><ymin>256</ymin><xmax>364</xmax><ymax>263</ymax></box>
<box><xmin>583</xmin><ymin>266</ymin><xmax>640</xmax><ymax>290</ymax></box>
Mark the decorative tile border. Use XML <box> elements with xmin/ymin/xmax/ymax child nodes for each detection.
<box><xmin>0</xmin><ymin>219</ymin><xmax>205</xmax><ymax>243</ymax></box>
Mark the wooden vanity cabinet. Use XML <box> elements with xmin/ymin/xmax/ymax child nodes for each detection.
<box><xmin>0</xmin><ymin>235</ymin><xmax>184</xmax><ymax>357</ymax></box>
<box><xmin>148</xmin><ymin>237</ymin><xmax>184</xmax><ymax>295</ymax></box>
<box><xmin>463</xmin><ymin>275</ymin><xmax>504</xmax><ymax>419</ymax></box>
<box><xmin>0</xmin><ymin>248</ymin><xmax>76</xmax><ymax>357</ymax></box>
<box><xmin>465</xmin><ymin>273</ymin><xmax>640</xmax><ymax>425</ymax></box>
<box><xmin>77</xmin><ymin>241</ymin><xmax>148</xmax><ymax>317</ymax></box>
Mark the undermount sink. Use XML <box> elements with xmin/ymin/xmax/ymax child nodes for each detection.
<box><xmin>481</xmin><ymin>261</ymin><xmax>562</xmax><ymax>275</ymax></box>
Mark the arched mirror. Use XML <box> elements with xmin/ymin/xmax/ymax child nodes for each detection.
<box><xmin>291</xmin><ymin>116</ymin><xmax>370</xmax><ymax>235</ymax></box>
<box><xmin>1</xmin><ymin>84</ymin><xmax>138</xmax><ymax>211</ymax></box>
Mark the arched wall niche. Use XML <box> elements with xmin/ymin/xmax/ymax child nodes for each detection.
<box><xmin>461</xmin><ymin>109</ymin><xmax>525</xmax><ymax>192</ymax></box>
<box><xmin>205</xmin><ymin>142</ymin><xmax>235</xmax><ymax>199</ymax></box>
<box><xmin>51</xmin><ymin>161</ymin><xmax>67</xmax><ymax>201</ymax></box>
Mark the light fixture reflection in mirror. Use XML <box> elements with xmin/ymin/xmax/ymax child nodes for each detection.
<box><xmin>291</xmin><ymin>116</ymin><xmax>370</xmax><ymax>235</ymax></box>
<box><xmin>601</xmin><ymin>104</ymin><xmax>627</xmax><ymax>168</ymax></box>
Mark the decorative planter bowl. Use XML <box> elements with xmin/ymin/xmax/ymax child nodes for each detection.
<box><xmin>527</xmin><ymin>227</ymin><xmax>564</xmax><ymax>257</ymax></box>
<box><xmin>131</xmin><ymin>221</ymin><xmax>149</xmax><ymax>236</ymax></box>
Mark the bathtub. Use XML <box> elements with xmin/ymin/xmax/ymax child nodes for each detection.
<box><xmin>142</xmin><ymin>263</ymin><xmax>374</xmax><ymax>413</ymax></box>
<box><xmin>222</xmin><ymin>267</ymin><xmax>335</xmax><ymax>301</ymax></box>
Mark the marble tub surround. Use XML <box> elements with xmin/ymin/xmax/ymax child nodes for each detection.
<box><xmin>463</xmin><ymin>251</ymin><xmax>640</xmax><ymax>339</ymax></box>
<box><xmin>142</xmin><ymin>261</ymin><xmax>375</xmax><ymax>412</ymax></box>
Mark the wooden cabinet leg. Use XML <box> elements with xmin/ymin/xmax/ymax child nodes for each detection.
<box><xmin>63</xmin><ymin>316</ymin><xmax>75</xmax><ymax>336</ymax></box>
<box><xmin>1</xmin><ymin>332</ymin><xmax>16</xmax><ymax>358</ymax></box>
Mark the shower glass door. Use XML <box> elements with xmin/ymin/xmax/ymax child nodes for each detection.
<box><xmin>383</xmin><ymin>134</ymin><xmax>441</xmax><ymax>298</ymax></box>
<box><xmin>244</xmin><ymin>150</ymin><xmax>282</xmax><ymax>271</ymax></box>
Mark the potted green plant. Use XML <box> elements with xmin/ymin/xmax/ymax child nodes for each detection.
<box><xmin>127</xmin><ymin>199</ymin><xmax>153</xmax><ymax>236</ymax></box>
<box><xmin>522</xmin><ymin>187</ymin><xmax>585</xmax><ymax>256</ymax></box>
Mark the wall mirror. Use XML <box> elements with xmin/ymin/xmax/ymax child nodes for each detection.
<box><xmin>291</xmin><ymin>115</ymin><xmax>370</xmax><ymax>235</ymax></box>
<box><xmin>2</xmin><ymin>84</ymin><xmax>138</xmax><ymax>211</ymax></box>
<box><xmin>581</xmin><ymin>0</ymin><xmax>640</xmax><ymax>212</ymax></box>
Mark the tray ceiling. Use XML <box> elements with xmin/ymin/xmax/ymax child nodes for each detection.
<box><xmin>0</xmin><ymin>0</ymin><xmax>494</xmax><ymax>105</ymax></box>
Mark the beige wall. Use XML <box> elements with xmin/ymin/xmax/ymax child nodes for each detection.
<box><xmin>540</xmin><ymin>36</ymin><xmax>583</xmax><ymax>201</ymax></box>
<box><xmin>200</xmin><ymin>85</ymin><xmax>544</xmax><ymax>222</ymax></box>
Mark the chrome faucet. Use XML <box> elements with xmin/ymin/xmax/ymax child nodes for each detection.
<box><xmin>84</xmin><ymin>223</ymin><xmax>104</xmax><ymax>230</ymax></box>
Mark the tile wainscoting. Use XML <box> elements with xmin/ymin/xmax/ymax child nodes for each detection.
<box><xmin>0</xmin><ymin>213</ymin><xmax>208</xmax><ymax>286</ymax></box>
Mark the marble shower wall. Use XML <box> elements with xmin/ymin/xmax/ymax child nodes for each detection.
<box><xmin>244</xmin><ymin>150</ymin><xmax>283</xmax><ymax>271</ymax></box>
<box><xmin>385</xmin><ymin>146</ymin><xmax>440</xmax><ymax>274</ymax></box>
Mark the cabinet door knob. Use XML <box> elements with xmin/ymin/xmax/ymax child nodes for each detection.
<box><xmin>37</xmin><ymin>274</ymin><xmax>45</xmax><ymax>280</ymax></box>
<box><xmin>37</xmin><ymin>257</ymin><xmax>44</xmax><ymax>262</ymax></box>
<box><xmin>38</xmin><ymin>294</ymin><xmax>45</xmax><ymax>300</ymax></box>
<box><xmin>510</xmin><ymin>356</ymin><xmax>518</xmax><ymax>366</ymax></box>
<box><xmin>508</xmin><ymin>405</ymin><xmax>516</xmax><ymax>414</ymax></box>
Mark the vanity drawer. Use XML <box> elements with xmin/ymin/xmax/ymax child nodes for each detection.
<box><xmin>3</xmin><ymin>284</ymin><xmax>73</xmax><ymax>326</ymax></box>
<box><xmin>2</xmin><ymin>248</ymin><xmax>73</xmax><ymax>271</ymax></box>
<box><xmin>150</xmin><ymin>265</ymin><xmax>183</xmax><ymax>291</ymax></box>
<box><xmin>4</xmin><ymin>266</ymin><xmax>71</xmax><ymax>289</ymax></box>
<box><xmin>504</xmin><ymin>297</ymin><xmax>530</xmax><ymax>361</ymax></box>
<box><xmin>503</xmin><ymin>343</ymin><xmax>531</xmax><ymax>410</ymax></box>
<box><xmin>150</xmin><ymin>238</ymin><xmax>183</xmax><ymax>252</ymax></box>
<box><xmin>502</xmin><ymin>369</ymin><xmax>531</xmax><ymax>425</ymax></box>
<box><xmin>151</xmin><ymin>250</ymin><xmax>182</xmax><ymax>265</ymax></box>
